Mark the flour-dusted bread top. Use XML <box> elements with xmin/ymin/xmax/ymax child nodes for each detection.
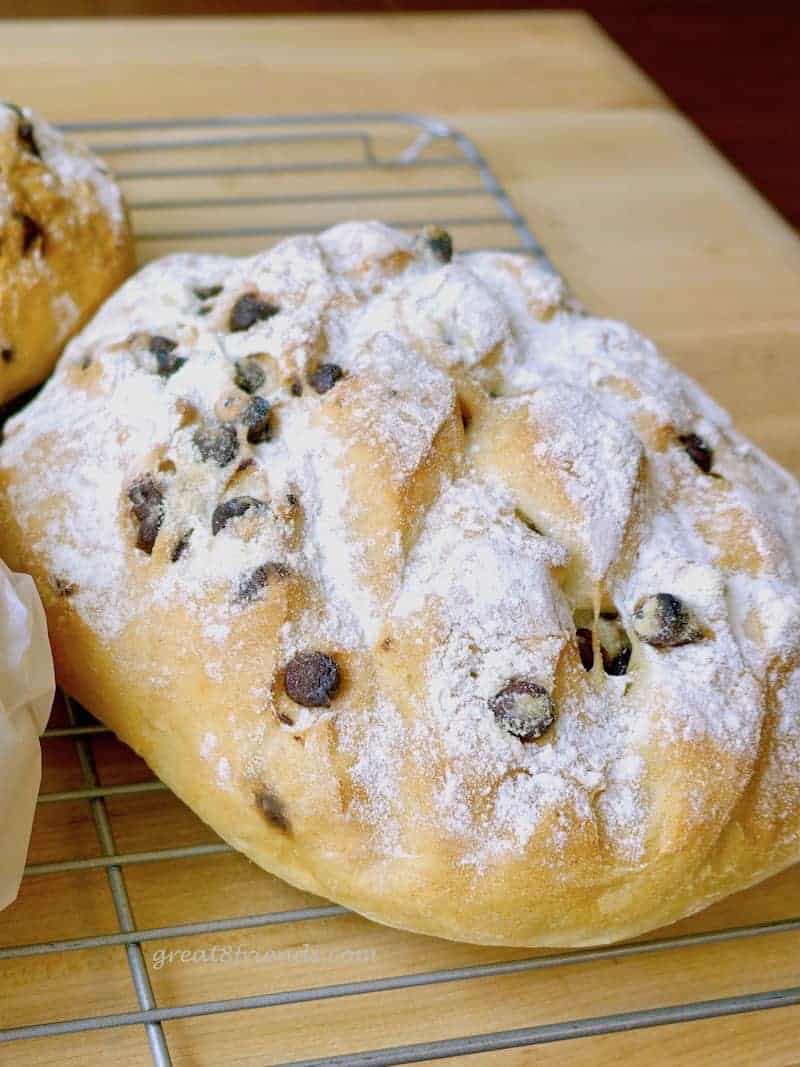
<box><xmin>0</xmin><ymin>102</ymin><xmax>134</xmax><ymax>405</ymax></box>
<box><xmin>2</xmin><ymin>221</ymin><xmax>799</xmax><ymax>946</ymax></box>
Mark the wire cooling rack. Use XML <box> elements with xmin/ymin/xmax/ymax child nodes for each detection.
<box><xmin>1</xmin><ymin>113</ymin><xmax>799</xmax><ymax>1066</ymax></box>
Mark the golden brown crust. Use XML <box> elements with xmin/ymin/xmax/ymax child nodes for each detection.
<box><xmin>0</xmin><ymin>103</ymin><xmax>135</xmax><ymax>406</ymax></box>
<box><xmin>1</xmin><ymin>222</ymin><xmax>799</xmax><ymax>946</ymax></box>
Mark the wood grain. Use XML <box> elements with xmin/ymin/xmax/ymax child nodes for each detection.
<box><xmin>1</xmin><ymin>13</ymin><xmax>798</xmax><ymax>1066</ymax></box>
<box><xmin>2</xmin><ymin>7</ymin><xmax>797</xmax><ymax>231</ymax></box>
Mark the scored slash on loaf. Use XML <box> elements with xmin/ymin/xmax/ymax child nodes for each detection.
<box><xmin>0</xmin><ymin>220</ymin><xmax>798</xmax><ymax>947</ymax></box>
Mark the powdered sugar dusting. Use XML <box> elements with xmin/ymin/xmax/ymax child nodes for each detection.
<box><xmin>1</xmin><ymin>102</ymin><xmax>126</xmax><ymax>232</ymax></box>
<box><xmin>2</xmin><ymin>221</ymin><xmax>799</xmax><ymax>880</ymax></box>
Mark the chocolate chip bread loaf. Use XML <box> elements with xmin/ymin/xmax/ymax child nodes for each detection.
<box><xmin>1</xmin><ymin>221</ymin><xmax>798</xmax><ymax>947</ymax></box>
<box><xmin>0</xmin><ymin>102</ymin><xmax>134</xmax><ymax>407</ymax></box>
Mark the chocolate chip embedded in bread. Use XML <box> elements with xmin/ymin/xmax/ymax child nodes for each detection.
<box><xmin>193</xmin><ymin>423</ymin><xmax>239</xmax><ymax>467</ymax></box>
<box><xmin>17</xmin><ymin>118</ymin><xmax>41</xmax><ymax>158</ymax></box>
<box><xmin>679</xmin><ymin>433</ymin><xmax>713</xmax><ymax>474</ymax></box>
<box><xmin>284</xmin><ymin>650</ymin><xmax>341</xmax><ymax>708</ymax></box>
<box><xmin>128</xmin><ymin>476</ymin><xmax>163</xmax><ymax>522</ymax></box>
<box><xmin>489</xmin><ymin>678</ymin><xmax>555</xmax><ymax>741</ymax></box>
<box><xmin>418</xmin><ymin>224</ymin><xmax>453</xmax><ymax>264</ymax></box>
<box><xmin>255</xmin><ymin>789</ymin><xmax>291</xmax><ymax>833</ymax></box>
<box><xmin>131</xmin><ymin>513</ymin><xmax>164</xmax><ymax>556</ymax></box>
<box><xmin>148</xmin><ymin>335</ymin><xmax>186</xmax><ymax>379</ymax></box>
<box><xmin>170</xmin><ymin>529</ymin><xmax>193</xmax><ymax>562</ymax></box>
<box><xmin>632</xmin><ymin>593</ymin><xmax>703</xmax><ymax>648</ymax></box>
<box><xmin>242</xmin><ymin>396</ymin><xmax>272</xmax><ymax>444</ymax></box>
<box><xmin>194</xmin><ymin>284</ymin><xmax>223</xmax><ymax>302</ymax></box>
<box><xmin>576</xmin><ymin>628</ymin><xmax>594</xmax><ymax>671</ymax></box>
<box><xmin>229</xmin><ymin>293</ymin><xmax>280</xmax><ymax>333</ymax></box>
<box><xmin>308</xmin><ymin>363</ymin><xmax>344</xmax><ymax>395</ymax></box>
<box><xmin>514</xmin><ymin>508</ymin><xmax>541</xmax><ymax>535</ymax></box>
<box><xmin>17</xmin><ymin>213</ymin><xmax>43</xmax><ymax>254</ymax></box>
<box><xmin>3</xmin><ymin>103</ymin><xmax>38</xmax><ymax>155</ymax></box>
<box><xmin>127</xmin><ymin>475</ymin><xmax>165</xmax><ymax>555</ymax></box>
<box><xmin>53</xmin><ymin>576</ymin><xmax>79</xmax><ymax>598</ymax></box>
<box><xmin>235</xmin><ymin>561</ymin><xmax>289</xmax><ymax>603</ymax></box>
<box><xmin>1</xmin><ymin>349</ymin><xmax>13</xmax><ymax>365</ymax></box>
<box><xmin>234</xmin><ymin>357</ymin><xmax>266</xmax><ymax>395</ymax></box>
<box><xmin>211</xmin><ymin>495</ymin><xmax>264</xmax><ymax>535</ymax></box>
<box><xmin>596</xmin><ymin>614</ymin><xmax>632</xmax><ymax>676</ymax></box>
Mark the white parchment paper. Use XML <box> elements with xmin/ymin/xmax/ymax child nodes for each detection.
<box><xmin>0</xmin><ymin>561</ymin><xmax>55</xmax><ymax>911</ymax></box>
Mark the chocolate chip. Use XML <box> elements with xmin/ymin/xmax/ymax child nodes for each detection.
<box><xmin>489</xmin><ymin>678</ymin><xmax>555</xmax><ymax>742</ymax></box>
<box><xmin>632</xmin><ymin>593</ymin><xmax>703</xmax><ymax>648</ymax></box>
<box><xmin>419</xmin><ymin>224</ymin><xmax>453</xmax><ymax>263</ymax></box>
<box><xmin>193</xmin><ymin>423</ymin><xmax>239</xmax><ymax>467</ymax></box>
<box><xmin>148</xmin><ymin>335</ymin><xmax>176</xmax><ymax>356</ymax></box>
<box><xmin>127</xmin><ymin>475</ymin><xmax>164</xmax><ymax>555</ymax></box>
<box><xmin>242</xmin><ymin>396</ymin><xmax>272</xmax><ymax>444</ymax></box>
<box><xmin>284</xmin><ymin>650</ymin><xmax>341</xmax><ymax>708</ymax></box>
<box><xmin>54</xmin><ymin>576</ymin><xmax>78</xmax><ymax>598</ymax></box>
<box><xmin>455</xmin><ymin>399</ymin><xmax>471</xmax><ymax>432</ymax></box>
<box><xmin>290</xmin><ymin>378</ymin><xmax>303</xmax><ymax>397</ymax></box>
<box><xmin>234</xmin><ymin>357</ymin><xmax>266</xmax><ymax>395</ymax></box>
<box><xmin>236</xmin><ymin>561</ymin><xmax>289</xmax><ymax>603</ymax></box>
<box><xmin>194</xmin><ymin>284</ymin><xmax>223</xmax><ymax>301</ymax></box>
<box><xmin>211</xmin><ymin>495</ymin><xmax>263</xmax><ymax>535</ymax></box>
<box><xmin>680</xmin><ymin>433</ymin><xmax>713</xmax><ymax>474</ymax></box>
<box><xmin>17</xmin><ymin>118</ymin><xmax>40</xmax><ymax>158</ymax></box>
<box><xmin>596</xmin><ymin>615</ymin><xmax>632</xmax><ymax>676</ymax></box>
<box><xmin>135</xmin><ymin>512</ymin><xmax>162</xmax><ymax>554</ymax></box>
<box><xmin>148</xmin><ymin>335</ymin><xmax>186</xmax><ymax>378</ymax></box>
<box><xmin>286</xmin><ymin>492</ymin><xmax>299</xmax><ymax>507</ymax></box>
<box><xmin>128</xmin><ymin>475</ymin><xmax>162</xmax><ymax>521</ymax></box>
<box><xmin>576</xmin><ymin>628</ymin><xmax>594</xmax><ymax>671</ymax></box>
<box><xmin>308</xmin><ymin>363</ymin><xmax>344</xmax><ymax>395</ymax></box>
<box><xmin>255</xmin><ymin>789</ymin><xmax>290</xmax><ymax>833</ymax></box>
<box><xmin>170</xmin><ymin>529</ymin><xmax>193</xmax><ymax>562</ymax></box>
<box><xmin>18</xmin><ymin>213</ymin><xmax>43</xmax><ymax>254</ymax></box>
<box><xmin>514</xmin><ymin>508</ymin><xmax>541</xmax><ymax>535</ymax></box>
<box><xmin>229</xmin><ymin>293</ymin><xmax>280</xmax><ymax>333</ymax></box>
<box><xmin>1</xmin><ymin>349</ymin><xmax>13</xmax><ymax>364</ymax></box>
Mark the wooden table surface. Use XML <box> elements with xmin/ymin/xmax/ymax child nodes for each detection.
<box><xmin>6</xmin><ymin>7</ymin><xmax>798</xmax><ymax>235</ymax></box>
<box><xmin>1</xmin><ymin>12</ymin><xmax>799</xmax><ymax>1066</ymax></box>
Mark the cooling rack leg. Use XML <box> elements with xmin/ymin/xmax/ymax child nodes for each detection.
<box><xmin>65</xmin><ymin>696</ymin><xmax>172</xmax><ymax>1067</ymax></box>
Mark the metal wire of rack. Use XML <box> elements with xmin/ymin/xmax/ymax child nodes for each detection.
<box><xmin>1</xmin><ymin>113</ymin><xmax>799</xmax><ymax>1065</ymax></box>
